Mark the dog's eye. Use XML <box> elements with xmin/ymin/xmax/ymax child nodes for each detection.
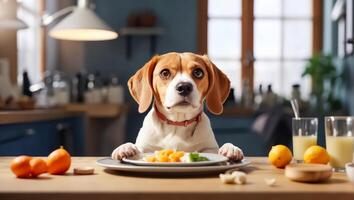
<box><xmin>160</xmin><ymin>69</ymin><xmax>171</xmax><ymax>79</ymax></box>
<box><xmin>193</xmin><ymin>68</ymin><xmax>204</xmax><ymax>79</ymax></box>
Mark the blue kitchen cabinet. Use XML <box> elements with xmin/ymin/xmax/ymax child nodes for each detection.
<box><xmin>209</xmin><ymin>116</ymin><xmax>267</xmax><ymax>156</ymax></box>
<box><xmin>0</xmin><ymin>117</ymin><xmax>85</xmax><ymax>156</ymax></box>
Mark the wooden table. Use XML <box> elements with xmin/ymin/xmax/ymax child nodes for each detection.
<box><xmin>0</xmin><ymin>157</ymin><xmax>353</xmax><ymax>200</ymax></box>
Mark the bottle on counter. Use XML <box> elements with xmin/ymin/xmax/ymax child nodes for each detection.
<box><xmin>22</xmin><ymin>71</ymin><xmax>32</xmax><ymax>97</ymax></box>
<box><xmin>85</xmin><ymin>72</ymin><xmax>103</xmax><ymax>103</ymax></box>
<box><xmin>291</xmin><ymin>84</ymin><xmax>301</xmax><ymax>103</ymax></box>
<box><xmin>36</xmin><ymin>71</ymin><xmax>56</xmax><ymax>108</ymax></box>
<box><xmin>107</xmin><ymin>75</ymin><xmax>124</xmax><ymax>104</ymax></box>
<box><xmin>71</xmin><ymin>72</ymin><xmax>85</xmax><ymax>103</ymax></box>
<box><xmin>254</xmin><ymin>84</ymin><xmax>263</xmax><ymax>108</ymax></box>
<box><xmin>262</xmin><ymin>84</ymin><xmax>277</xmax><ymax>108</ymax></box>
<box><xmin>53</xmin><ymin>71</ymin><xmax>70</xmax><ymax>106</ymax></box>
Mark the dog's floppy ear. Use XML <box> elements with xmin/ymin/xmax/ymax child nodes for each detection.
<box><xmin>128</xmin><ymin>56</ymin><xmax>159</xmax><ymax>113</ymax></box>
<box><xmin>202</xmin><ymin>55</ymin><xmax>231</xmax><ymax>115</ymax></box>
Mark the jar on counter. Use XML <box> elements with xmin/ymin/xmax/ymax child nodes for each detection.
<box><xmin>53</xmin><ymin>72</ymin><xmax>70</xmax><ymax>106</ymax></box>
<box><xmin>85</xmin><ymin>73</ymin><xmax>103</xmax><ymax>104</ymax></box>
<box><xmin>107</xmin><ymin>75</ymin><xmax>124</xmax><ymax>104</ymax></box>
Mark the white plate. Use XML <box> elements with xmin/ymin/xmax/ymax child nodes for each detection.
<box><xmin>122</xmin><ymin>153</ymin><xmax>228</xmax><ymax>167</ymax></box>
<box><xmin>96</xmin><ymin>158</ymin><xmax>251</xmax><ymax>173</ymax></box>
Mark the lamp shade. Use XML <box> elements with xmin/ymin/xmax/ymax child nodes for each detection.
<box><xmin>49</xmin><ymin>7</ymin><xmax>118</xmax><ymax>41</ymax></box>
<box><xmin>0</xmin><ymin>18</ymin><xmax>28</xmax><ymax>30</ymax></box>
<box><xmin>0</xmin><ymin>0</ymin><xmax>27</xmax><ymax>30</ymax></box>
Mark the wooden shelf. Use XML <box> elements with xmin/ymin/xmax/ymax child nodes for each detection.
<box><xmin>120</xmin><ymin>27</ymin><xmax>164</xmax><ymax>58</ymax></box>
<box><xmin>120</xmin><ymin>27</ymin><xmax>164</xmax><ymax>36</ymax></box>
<box><xmin>0</xmin><ymin>109</ymin><xmax>82</xmax><ymax>125</ymax></box>
<box><xmin>65</xmin><ymin>103</ymin><xmax>128</xmax><ymax>118</ymax></box>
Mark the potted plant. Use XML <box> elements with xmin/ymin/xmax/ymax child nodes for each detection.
<box><xmin>302</xmin><ymin>53</ymin><xmax>343</xmax><ymax>113</ymax></box>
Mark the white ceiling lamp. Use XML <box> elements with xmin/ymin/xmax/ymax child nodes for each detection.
<box><xmin>0</xmin><ymin>18</ymin><xmax>27</xmax><ymax>30</ymax></box>
<box><xmin>44</xmin><ymin>0</ymin><xmax>118</xmax><ymax>41</ymax></box>
<box><xmin>0</xmin><ymin>0</ymin><xmax>28</xmax><ymax>30</ymax></box>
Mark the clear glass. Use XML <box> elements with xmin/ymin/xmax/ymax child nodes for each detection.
<box><xmin>292</xmin><ymin>118</ymin><xmax>318</xmax><ymax>162</ymax></box>
<box><xmin>254</xmin><ymin>0</ymin><xmax>281</xmax><ymax>17</ymax></box>
<box><xmin>283</xmin><ymin>20</ymin><xmax>312</xmax><ymax>59</ymax></box>
<box><xmin>325</xmin><ymin>116</ymin><xmax>354</xmax><ymax>171</ymax></box>
<box><xmin>254</xmin><ymin>19</ymin><xmax>281</xmax><ymax>59</ymax></box>
<box><xmin>208</xmin><ymin>19</ymin><xmax>241</xmax><ymax>58</ymax></box>
<box><xmin>208</xmin><ymin>0</ymin><xmax>241</xmax><ymax>17</ymax></box>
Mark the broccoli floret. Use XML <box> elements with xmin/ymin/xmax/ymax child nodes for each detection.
<box><xmin>187</xmin><ymin>152</ymin><xmax>209</xmax><ymax>162</ymax></box>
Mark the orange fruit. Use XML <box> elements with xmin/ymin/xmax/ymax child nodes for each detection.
<box><xmin>29</xmin><ymin>158</ymin><xmax>48</xmax><ymax>177</ymax></box>
<box><xmin>268</xmin><ymin>145</ymin><xmax>293</xmax><ymax>168</ymax></box>
<box><xmin>303</xmin><ymin>145</ymin><xmax>330</xmax><ymax>164</ymax></box>
<box><xmin>10</xmin><ymin>156</ymin><xmax>32</xmax><ymax>178</ymax></box>
<box><xmin>47</xmin><ymin>146</ymin><xmax>71</xmax><ymax>175</ymax></box>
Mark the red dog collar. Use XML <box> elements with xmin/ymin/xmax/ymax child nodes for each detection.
<box><xmin>154</xmin><ymin>105</ymin><xmax>202</xmax><ymax>127</ymax></box>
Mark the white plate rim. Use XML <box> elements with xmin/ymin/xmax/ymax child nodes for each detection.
<box><xmin>122</xmin><ymin>153</ymin><xmax>228</xmax><ymax>167</ymax></box>
<box><xmin>96</xmin><ymin>158</ymin><xmax>251</xmax><ymax>173</ymax></box>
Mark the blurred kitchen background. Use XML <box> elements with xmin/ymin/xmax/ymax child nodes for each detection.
<box><xmin>0</xmin><ymin>0</ymin><xmax>352</xmax><ymax>156</ymax></box>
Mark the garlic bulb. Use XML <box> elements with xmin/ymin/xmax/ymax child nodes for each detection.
<box><xmin>219</xmin><ymin>173</ymin><xmax>236</xmax><ymax>184</ymax></box>
<box><xmin>219</xmin><ymin>171</ymin><xmax>247</xmax><ymax>184</ymax></box>
<box><xmin>232</xmin><ymin>171</ymin><xmax>247</xmax><ymax>184</ymax></box>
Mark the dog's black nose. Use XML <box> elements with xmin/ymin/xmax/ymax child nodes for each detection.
<box><xmin>176</xmin><ymin>82</ymin><xmax>193</xmax><ymax>96</ymax></box>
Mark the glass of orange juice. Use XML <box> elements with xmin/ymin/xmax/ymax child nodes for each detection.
<box><xmin>325</xmin><ymin>116</ymin><xmax>354</xmax><ymax>171</ymax></box>
<box><xmin>292</xmin><ymin>118</ymin><xmax>318</xmax><ymax>162</ymax></box>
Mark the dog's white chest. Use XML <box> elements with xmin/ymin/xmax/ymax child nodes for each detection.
<box><xmin>156</xmin><ymin>126</ymin><xmax>196</xmax><ymax>151</ymax></box>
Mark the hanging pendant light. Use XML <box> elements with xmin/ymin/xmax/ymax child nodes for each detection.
<box><xmin>0</xmin><ymin>0</ymin><xmax>28</xmax><ymax>30</ymax></box>
<box><xmin>48</xmin><ymin>0</ymin><xmax>118</xmax><ymax>41</ymax></box>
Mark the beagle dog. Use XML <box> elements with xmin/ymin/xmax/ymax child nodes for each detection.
<box><xmin>111</xmin><ymin>52</ymin><xmax>244</xmax><ymax>161</ymax></box>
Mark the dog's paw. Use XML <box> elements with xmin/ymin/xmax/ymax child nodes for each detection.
<box><xmin>111</xmin><ymin>142</ymin><xmax>140</xmax><ymax>160</ymax></box>
<box><xmin>218</xmin><ymin>143</ymin><xmax>244</xmax><ymax>161</ymax></box>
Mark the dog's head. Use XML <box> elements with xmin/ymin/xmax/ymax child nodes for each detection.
<box><xmin>128</xmin><ymin>52</ymin><xmax>230</xmax><ymax>115</ymax></box>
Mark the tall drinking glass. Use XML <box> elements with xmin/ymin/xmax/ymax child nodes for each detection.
<box><xmin>325</xmin><ymin>116</ymin><xmax>354</xmax><ymax>171</ymax></box>
<box><xmin>292</xmin><ymin>118</ymin><xmax>318</xmax><ymax>162</ymax></box>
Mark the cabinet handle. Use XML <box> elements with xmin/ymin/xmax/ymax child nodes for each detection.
<box><xmin>25</xmin><ymin>129</ymin><xmax>36</xmax><ymax>136</ymax></box>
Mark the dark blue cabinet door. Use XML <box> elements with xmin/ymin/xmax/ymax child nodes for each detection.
<box><xmin>209</xmin><ymin>116</ymin><xmax>267</xmax><ymax>156</ymax></box>
<box><xmin>0</xmin><ymin>117</ymin><xmax>84</xmax><ymax>156</ymax></box>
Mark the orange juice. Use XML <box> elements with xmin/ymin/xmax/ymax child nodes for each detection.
<box><xmin>292</xmin><ymin>136</ymin><xmax>317</xmax><ymax>161</ymax></box>
<box><xmin>326</xmin><ymin>136</ymin><xmax>354</xmax><ymax>168</ymax></box>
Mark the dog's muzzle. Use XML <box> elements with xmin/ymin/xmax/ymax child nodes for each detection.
<box><xmin>176</xmin><ymin>82</ymin><xmax>193</xmax><ymax>97</ymax></box>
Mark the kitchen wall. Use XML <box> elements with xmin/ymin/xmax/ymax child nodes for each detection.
<box><xmin>48</xmin><ymin>0</ymin><xmax>199</xmax><ymax>141</ymax></box>
<box><xmin>322</xmin><ymin>0</ymin><xmax>354</xmax><ymax>115</ymax></box>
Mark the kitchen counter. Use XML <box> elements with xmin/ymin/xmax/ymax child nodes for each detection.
<box><xmin>0</xmin><ymin>109</ymin><xmax>83</xmax><ymax>125</ymax></box>
<box><xmin>0</xmin><ymin>157</ymin><xmax>353</xmax><ymax>200</ymax></box>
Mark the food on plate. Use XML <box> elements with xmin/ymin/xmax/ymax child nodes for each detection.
<box><xmin>182</xmin><ymin>152</ymin><xmax>209</xmax><ymax>162</ymax></box>
<box><xmin>29</xmin><ymin>158</ymin><xmax>48</xmax><ymax>177</ymax></box>
<box><xmin>219</xmin><ymin>171</ymin><xmax>247</xmax><ymax>184</ymax></box>
<box><xmin>303</xmin><ymin>145</ymin><xmax>330</xmax><ymax>164</ymax></box>
<box><xmin>144</xmin><ymin>149</ymin><xmax>184</xmax><ymax>162</ymax></box>
<box><xmin>47</xmin><ymin>146</ymin><xmax>71</xmax><ymax>174</ymax></box>
<box><xmin>10</xmin><ymin>156</ymin><xmax>32</xmax><ymax>178</ymax></box>
<box><xmin>268</xmin><ymin>144</ymin><xmax>293</xmax><ymax>168</ymax></box>
<box><xmin>144</xmin><ymin>149</ymin><xmax>209</xmax><ymax>163</ymax></box>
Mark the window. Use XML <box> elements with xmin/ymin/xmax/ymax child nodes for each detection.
<box><xmin>206</xmin><ymin>0</ymin><xmax>321</xmax><ymax>100</ymax></box>
<box><xmin>208</xmin><ymin>0</ymin><xmax>242</xmax><ymax>98</ymax></box>
<box><xmin>17</xmin><ymin>0</ymin><xmax>42</xmax><ymax>84</ymax></box>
